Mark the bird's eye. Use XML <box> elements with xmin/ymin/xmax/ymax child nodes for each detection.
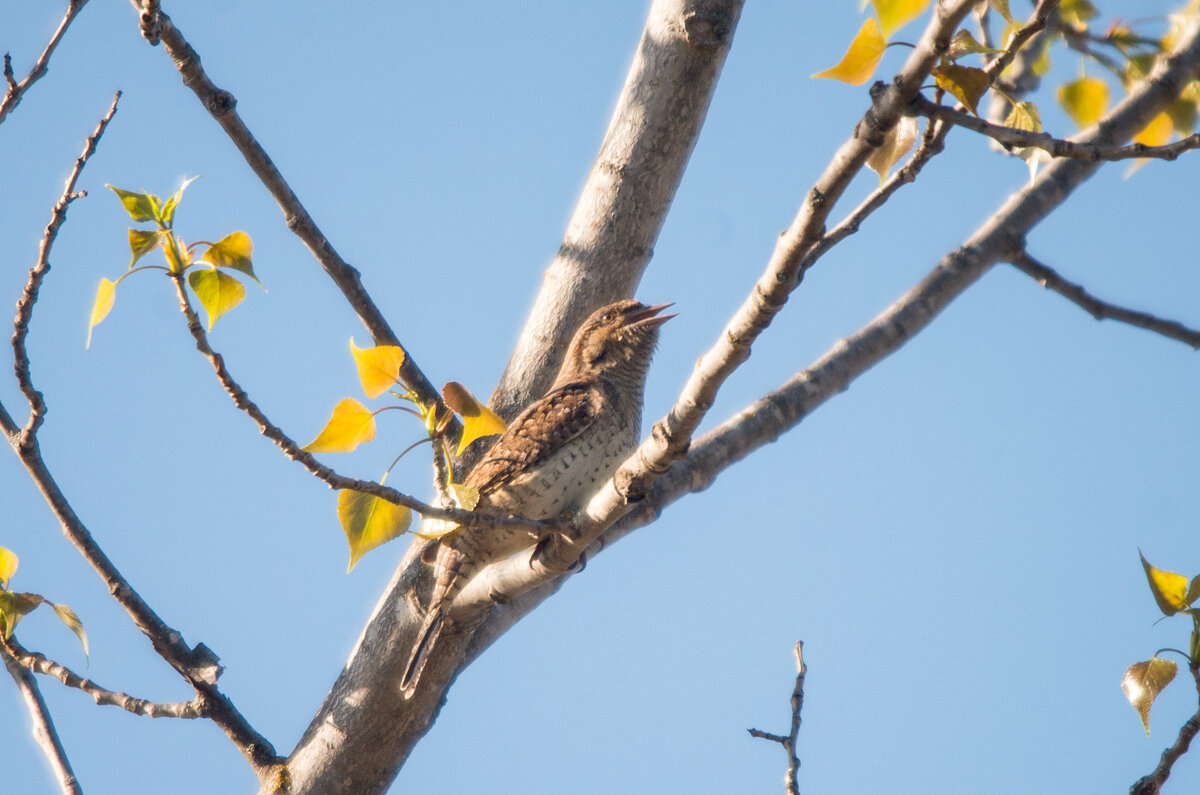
<box><xmin>601</xmin><ymin>311</ymin><xmax>615</xmax><ymax>323</ymax></box>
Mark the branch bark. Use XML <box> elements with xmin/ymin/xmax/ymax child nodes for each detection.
<box><xmin>2</xmin><ymin>642</ymin><xmax>81</xmax><ymax>795</ymax></box>
<box><xmin>0</xmin><ymin>0</ymin><xmax>90</xmax><ymax>126</ymax></box>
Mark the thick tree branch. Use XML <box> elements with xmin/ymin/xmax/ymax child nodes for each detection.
<box><xmin>1131</xmin><ymin>661</ymin><xmax>1200</xmax><ymax>795</ymax></box>
<box><xmin>748</xmin><ymin>641</ymin><xmax>807</xmax><ymax>795</ymax></box>
<box><xmin>2</xmin><ymin>635</ymin><xmax>203</xmax><ymax>719</ymax></box>
<box><xmin>125</xmin><ymin>1</ymin><xmax>450</xmax><ymax>427</ymax></box>
<box><xmin>2</xmin><ymin>642</ymin><xmax>81</xmax><ymax>795</ymax></box>
<box><xmin>910</xmin><ymin>94</ymin><xmax>1200</xmax><ymax>161</ymax></box>
<box><xmin>1010</xmin><ymin>251</ymin><xmax>1200</xmax><ymax>349</ymax></box>
<box><xmin>0</xmin><ymin>0</ymin><xmax>90</xmax><ymax>127</ymax></box>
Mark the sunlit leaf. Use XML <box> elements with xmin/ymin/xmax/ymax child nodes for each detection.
<box><xmin>866</xmin><ymin>116</ymin><xmax>919</xmax><ymax>182</ymax></box>
<box><xmin>871</xmin><ymin>0</ymin><xmax>929</xmax><ymax>39</ymax></box>
<box><xmin>201</xmin><ymin>231</ymin><xmax>262</xmax><ymax>288</ymax></box>
<box><xmin>947</xmin><ymin>29</ymin><xmax>1003</xmax><ymax>60</ymax></box>
<box><xmin>449</xmin><ymin>482</ymin><xmax>480</xmax><ymax>512</ymax></box>
<box><xmin>1167</xmin><ymin>95</ymin><xmax>1198</xmax><ymax>137</ymax></box>
<box><xmin>1057</xmin><ymin>77</ymin><xmax>1110</xmax><ymax>128</ymax></box>
<box><xmin>932</xmin><ymin>64</ymin><xmax>990</xmax><ymax>115</ymax></box>
<box><xmin>1058</xmin><ymin>0</ymin><xmax>1097</xmax><ymax>30</ymax></box>
<box><xmin>106</xmin><ymin>185</ymin><xmax>161</xmax><ymax>224</ymax></box>
<box><xmin>442</xmin><ymin>381</ymin><xmax>507</xmax><ymax>454</ymax></box>
<box><xmin>159</xmin><ymin>176</ymin><xmax>197</xmax><ymax>228</ymax></box>
<box><xmin>1004</xmin><ymin>101</ymin><xmax>1047</xmax><ymax>182</ymax></box>
<box><xmin>812</xmin><ymin>18</ymin><xmax>887</xmax><ymax>86</ymax></box>
<box><xmin>350</xmin><ymin>338</ymin><xmax>406</xmax><ymax>399</ymax></box>
<box><xmin>164</xmin><ymin>233</ymin><xmax>191</xmax><ymax>273</ymax></box>
<box><xmin>128</xmin><ymin>229</ymin><xmax>163</xmax><ymax>268</ymax></box>
<box><xmin>302</xmin><ymin>398</ymin><xmax>377</xmax><ymax>453</ymax></box>
<box><xmin>1140</xmin><ymin>551</ymin><xmax>1190</xmax><ymax>616</ymax></box>
<box><xmin>0</xmin><ymin>547</ymin><xmax>17</xmax><ymax>589</ymax></box>
<box><xmin>338</xmin><ymin>490</ymin><xmax>412</xmax><ymax>572</ymax></box>
<box><xmin>1187</xmin><ymin>575</ymin><xmax>1200</xmax><ymax>608</ymax></box>
<box><xmin>0</xmin><ymin>591</ymin><xmax>42</xmax><ymax>639</ymax></box>
<box><xmin>187</xmin><ymin>268</ymin><xmax>246</xmax><ymax>331</ymax></box>
<box><xmin>413</xmin><ymin>482</ymin><xmax>480</xmax><ymax>540</ymax></box>
<box><xmin>50</xmin><ymin>602</ymin><xmax>88</xmax><ymax>660</ymax></box>
<box><xmin>86</xmin><ymin>277</ymin><xmax>118</xmax><ymax>349</ymax></box>
<box><xmin>989</xmin><ymin>0</ymin><xmax>1014</xmax><ymax>26</ymax></box>
<box><xmin>1122</xmin><ymin>657</ymin><xmax>1178</xmax><ymax>735</ymax></box>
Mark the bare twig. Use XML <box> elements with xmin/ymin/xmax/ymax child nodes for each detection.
<box><xmin>1010</xmin><ymin>251</ymin><xmax>1200</xmax><ymax>349</ymax></box>
<box><xmin>11</xmin><ymin>92</ymin><xmax>119</xmax><ymax>449</ymax></box>
<box><xmin>0</xmin><ymin>0</ymin><xmax>91</xmax><ymax>127</ymax></box>
<box><xmin>749</xmin><ymin>641</ymin><xmax>807</xmax><ymax>795</ymax></box>
<box><xmin>164</xmin><ymin>270</ymin><xmax>551</xmax><ymax>537</ymax></box>
<box><xmin>2</xmin><ymin>642</ymin><xmax>82</xmax><ymax>794</ymax></box>
<box><xmin>1</xmin><ymin>635</ymin><xmax>203</xmax><ymax>719</ymax></box>
<box><xmin>910</xmin><ymin>96</ymin><xmax>1200</xmax><ymax>161</ymax></box>
<box><xmin>1131</xmin><ymin>661</ymin><xmax>1200</xmax><ymax>795</ymax></box>
<box><xmin>126</xmin><ymin>0</ymin><xmax>449</xmax><ymax>426</ymax></box>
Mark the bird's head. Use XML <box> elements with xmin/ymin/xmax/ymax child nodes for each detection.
<box><xmin>557</xmin><ymin>300</ymin><xmax>674</xmax><ymax>387</ymax></box>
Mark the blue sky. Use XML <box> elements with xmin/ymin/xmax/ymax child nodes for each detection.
<box><xmin>3</xmin><ymin>1</ymin><xmax>1199</xmax><ymax>793</ymax></box>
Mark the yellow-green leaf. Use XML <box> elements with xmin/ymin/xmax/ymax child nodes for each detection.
<box><xmin>1058</xmin><ymin>77</ymin><xmax>1110</xmax><ymax>128</ymax></box>
<box><xmin>86</xmin><ymin>277</ymin><xmax>118</xmax><ymax>349</ymax></box>
<box><xmin>164</xmin><ymin>233</ymin><xmax>191</xmax><ymax>273</ymax></box>
<box><xmin>989</xmin><ymin>0</ymin><xmax>1014</xmax><ymax>25</ymax></box>
<box><xmin>812</xmin><ymin>18</ymin><xmax>887</xmax><ymax>86</ymax></box>
<box><xmin>1058</xmin><ymin>0</ymin><xmax>1097</xmax><ymax>31</ymax></box>
<box><xmin>1167</xmin><ymin>96</ymin><xmax>1198</xmax><ymax>137</ymax></box>
<box><xmin>947</xmin><ymin>29</ymin><xmax>1003</xmax><ymax>60</ymax></box>
<box><xmin>1187</xmin><ymin>575</ymin><xmax>1200</xmax><ymax>608</ymax></box>
<box><xmin>201</xmin><ymin>231</ymin><xmax>262</xmax><ymax>287</ymax></box>
<box><xmin>866</xmin><ymin>115</ymin><xmax>919</xmax><ymax>182</ymax></box>
<box><xmin>187</xmin><ymin>268</ymin><xmax>246</xmax><ymax>331</ymax></box>
<box><xmin>449</xmin><ymin>482</ymin><xmax>480</xmax><ymax>512</ymax></box>
<box><xmin>302</xmin><ymin>398</ymin><xmax>377</xmax><ymax>453</ymax></box>
<box><xmin>350</xmin><ymin>338</ymin><xmax>406</xmax><ymax>399</ymax></box>
<box><xmin>932</xmin><ymin>64</ymin><xmax>990</xmax><ymax>115</ymax></box>
<box><xmin>871</xmin><ymin>0</ymin><xmax>929</xmax><ymax>39</ymax></box>
<box><xmin>50</xmin><ymin>602</ymin><xmax>88</xmax><ymax>660</ymax></box>
<box><xmin>1122</xmin><ymin>657</ymin><xmax>1178</xmax><ymax>735</ymax></box>
<box><xmin>442</xmin><ymin>381</ymin><xmax>507</xmax><ymax>454</ymax></box>
<box><xmin>338</xmin><ymin>489</ymin><xmax>412</xmax><ymax>572</ymax></box>
<box><xmin>0</xmin><ymin>591</ymin><xmax>41</xmax><ymax>639</ymax></box>
<box><xmin>106</xmin><ymin>185</ymin><xmax>161</xmax><ymax>224</ymax></box>
<box><xmin>1140</xmin><ymin>551</ymin><xmax>1190</xmax><ymax>616</ymax></box>
<box><xmin>128</xmin><ymin>229</ymin><xmax>163</xmax><ymax>268</ymax></box>
<box><xmin>0</xmin><ymin>546</ymin><xmax>17</xmax><ymax>589</ymax></box>
<box><xmin>1004</xmin><ymin>100</ymin><xmax>1042</xmax><ymax>133</ymax></box>
<box><xmin>159</xmin><ymin>176</ymin><xmax>197</xmax><ymax>228</ymax></box>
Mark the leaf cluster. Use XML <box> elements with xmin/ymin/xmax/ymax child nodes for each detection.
<box><xmin>0</xmin><ymin>546</ymin><xmax>88</xmax><ymax>660</ymax></box>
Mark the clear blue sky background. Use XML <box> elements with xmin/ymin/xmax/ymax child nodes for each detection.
<box><xmin>3</xmin><ymin>2</ymin><xmax>1199</xmax><ymax>793</ymax></box>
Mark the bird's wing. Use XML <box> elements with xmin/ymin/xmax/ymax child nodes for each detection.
<box><xmin>464</xmin><ymin>382</ymin><xmax>602</xmax><ymax>495</ymax></box>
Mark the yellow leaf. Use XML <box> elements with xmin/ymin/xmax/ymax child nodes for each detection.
<box><xmin>127</xmin><ymin>228</ymin><xmax>163</xmax><ymax>268</ymax></box>
<box><xmin>442</xmin><ymin>381</ymin><xmax>507</xmax><ymax>454</ymax></box>
<box><xmin>866</xmin><ymin>115</ymin><xmax>919</xmax><ymax>182</ymax></box>
<box><xmin>1004</xmin><ymin>100</ymin><xmax>1042</xmax><ymax>133</ymax></box>
<box><xmin>1139</xmin><ymin>551</ymin><xmax>1190</xmax><ymax>616</ymax></box>
<box><xmin>187</xmin><ymin>268</ymin><xmax>246</xmax><ymax>331</ymax></box>
<box><xmin>164</xmin><ymin>233</ymin><xmax>191</xmax><ymax>273</ymax></box>
<box><xmin>1134</xmin><ymin>112</ymin><xmax>1173</xmax><ymax>148</ymax></box>
<box><xmin>449</xmin><ymin>482</ymin><xmax>480</xmax><ymax>512</ymax></box>
<box><xmin>989</xmin><ymin>0</ymin><xmax>1014</xmax><ymax>25</ymax></box>
<box><xmin>338</xmin><ymin>490</ymin><xmax>412</xmax><ymax>572</ymax></box>
<box><xmin>106</xmin><ymin>185</ymin><xmax>161</xmax><ymax>223</ymax></box>
<box><xmin>947</xmin><ymin>29</ymin><xmax>1003</xmax><ymax>60</ymax></box>
<box><xmin>86</xmin><ymin>277</ymin><xmax>117</xmax><ymax>349</ymax></box>
<box><xmin>871</xmin><ymin>0</ymin><xmax>929</xmax><ymax>38</ymax></box>
<box><xmin>1122</xmin><ymin>657</ymin><xmax>1178</xmax><ymax>735</ymax></box>
<box><xmin>201</xmin><ymin>231</ymin><xmax>262</xmax><ymax>287</ymax></box>
<box><xmin>159</xmin><ymin>176</ymin><xmax>197</xmax><ymax>228</ymax></box>
<box><xmin>0</xmin><ymin>591</ymin><xmax>40</xmax><ymax>638</ymax></box>
<box><xmin>1058</xmin><ymin>0</ymin><xmax>1097</xmax><ymax>31</ymax></box>
<box><xmin>1057</xmin><ymin>78</ymin><xmax>1110</xmax><ymax>128</ymax></box>
<box><xmin>303</xmin><ymin>398</ymin><xmax>377</xmax><ymax>453</ymax></box>
<box><xmin>932</xmin><ymin>64</ymin><xmax>990</xmax><ymax>115</ymax></box>
<box><xmin>50</xmin><ymin>602</ymin><xmax>88</xmax><ymax>660</ymax></box>
<box><xmin>812</xmin><ymin>18</ymin><xmax>886</xmax><ymax>86</ymax></box>
<box><xmin>350</xmin><ymin>338</ymin><xmax>406</xmax><ymax>399</ymax></box>
<box><xmin>0</xmin><ymin>546</ymin><xmax>17</xmax><ymax>589</ymax></box>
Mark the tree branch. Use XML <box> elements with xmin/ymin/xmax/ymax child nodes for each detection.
<box><xmin>2</xmin><ymin>642</ymin><xmax>82</xmax><ymax>795</ymax></box>
<box><xmin>0</xmin><ymin>0</ymin><xmax>91</xmax><ymax>127</ymax></box>
<box><xmin>1131</xmin><ymin>661</ymin><xmax>1200</xmax><ymax>795</ymax></box>
<box><xmin>125</xmin><ymin>1</ymin><xmax>450</xmax><ymax>427</ymax></box>
<box><xmin>1</xmin><ymin>635</ymin><xmax>203</xmax><ymax>719</ymax></box>
<box><xmin>749</xmin><ymin>641</ymin><xmax>807</xmax><ymax>795</ymax></box>
<box><xmin>1010</xmin><ymin>251</ymin><xmax>1200</xmax><ymax>349</ymax></box>
<box><xmin>909</xmin><ymin>94</ymin><xmax>1200</xmax><ymax>161</ymax></box>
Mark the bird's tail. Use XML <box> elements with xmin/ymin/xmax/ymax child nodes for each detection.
<box><xmin>400</xmin><ymin>544</ymin><xmax>470</xmax><ymax>695</ymax></box>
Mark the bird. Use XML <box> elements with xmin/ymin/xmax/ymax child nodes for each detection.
<box><xmin>400</xmin><ymin>299</ymin><xmax>674</xmax><ymax>694</ymax></box>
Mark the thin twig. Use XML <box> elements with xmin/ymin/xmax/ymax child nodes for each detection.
<box><xmin>0</xmin><ymin>0</ymin><xmax>91</xmax><ymax>127</ymax></box>
<box><xmin>11</xmin><ymin>92</ymin><xmax>119</xmax><ymax>449</ymax></box>
<box><xmin>1010</xmin><ymin>251</ymin><xmax>1200</xmax><ymax>350</ymax></box>
<box><xmin>910</xmin><ymin>96</ymin><xmax>1200</xmax><ymax>161</ymax></box>
<box><xmin>126</xmin><ymin>0</ymin><xmax>454</xmax><ymax>434</ymax></box>
<box><xmin>1131</xmin><ymin>662</ymin><xmax>1200</xmax><ymax>795</ymax></box>
<box><xmin>749</xmin><ymin>641</ymin><xmax>807</xmax><ymax>795</ymax></box>
<box><xmin>164</xmin><ymin>270</ymin><xmax>551</xmax><ymax>537</ymax></box>
<box><xmin>1</xmin><ymin>635</ymin><xmax>203</xmax><ymax>719</ymax></box>
<box><xmin>1</xmin><ymin>642</ymin><xmax>82</xmax><ymax>794</ymax></box>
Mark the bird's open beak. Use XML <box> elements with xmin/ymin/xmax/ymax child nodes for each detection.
<box><xmin>627</xmin><ymin>302</ymin><xmax>676</xmax><ymax>329</ymax></box>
